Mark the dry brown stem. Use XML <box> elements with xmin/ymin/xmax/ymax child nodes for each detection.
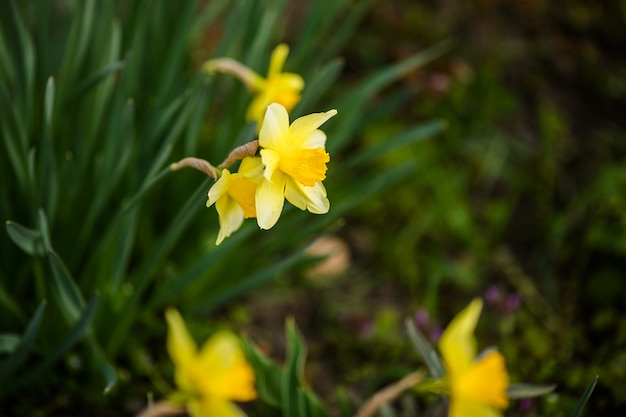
<box><xmin>170</xmin><ymin>157</ymin><xmax>217</xmax><ymax>180</ymax></box>
<box><xmin>135</xmin><ymin>401</ymin><xmax>186</xmax><ymax>417</ymax></box>
<box><xmin>353</xmin><ymin>370</ymin><xmax>426</xmax><ymax>417</ymax></box>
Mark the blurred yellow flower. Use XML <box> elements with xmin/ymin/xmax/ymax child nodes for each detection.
<box><xmin>246</xmin><ymin>44</ymin><xmax>304</xmax><ymax>125</ymax></box>
<box><xmin>165</xmin><ymin>308</ymin><xmax>257</xmax><ymax>417</ymax></box>
<box><xmin>256</xmin><ymin>102</ymin><xmax>336</xmax><ymax>230</ymax></box>
<box><xmin>439</xmin><ymin>299</ymin><xmax>509</xmax><ymax>417</ymax></box>
<box><xmin>206</xmin><ymin>156</ymin><xmax>263</xmax><ymax>245</ymax></box>
<box><xmin>204</xmin><ymin>44</ymin><xmax>304</xmax><ymax>127</ymax></box>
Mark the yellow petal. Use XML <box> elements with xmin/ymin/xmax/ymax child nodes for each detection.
<box><xmin>207</xmin><ymin>169</ymin><xmax>232</xmax><ymax>208</ymax></box>
<box><xmin>196</xmin><ymin>331</ymin><xmax>257</xmax><ymax>401</ymax></box>
<box><xmin>215</xmin><ymin>197</ymin><xmax>245</xmax><ymax>245</ymax></box>
<box><xmin>284</xmin><ymin>177</ymin><xmax>329</xmax><ymax>214</ymax></box>
<box><xmin>439</xmin><ymin>298</ymin><xmax>482</xmax><ymax>375</ymax></box>
<box><xmin>288</xmin><ymin>109</ymin><xmax>337</xmax><ymax>147</ymax></box>
<box><xmin>165</xmin><ymin>309</ymin><xmax>198</xmax><ymax>391</ymax></box>
<box><xmin>189</xmin><ymin>396</ymin><xmax>249</xmax><ymax>417</ymax></box>
<box><xmin>268</xmin><ymin>43</ymin><xmax>289</xmax><ymax>77</ymax></box>
<box><xmin>448</xmin><ymin>398</ymin><xmax>504</xmax><ymax>417</ymax></box>
<box><xmin>452</xmin><ymin>350</ymin><xmax>509</xmax><ymax>409</ymax></box>
<box><xmin>301</xmin><ymin>129</ymin><xmax>327</xmax><ymax>149</ymax></box>
<box><xmin>259</xmin><ymin>103</ymin><xmax>290</xmax><ymax>150</ymax></box>
<box><xmin>246</xmin><ymin>93</ymin><xmax>270</xmax><ymax>125</ymax></box>
<box><xmin>260</xmin><ymin>148</ymin><xmax>281</xmax><ymax>181</ymax></box>
<box><xmin>255</xmin><ymin>174</ymin><xmax>286</xmax><ymax>230</ymax></box>
<box><xmin>238</xmin><ymin>156</ymin><xmax>264</xmax><ymax>179</ymax></box>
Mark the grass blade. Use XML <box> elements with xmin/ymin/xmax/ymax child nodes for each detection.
<box><xmin>0</xmin><ymin>301</ymin><xmax>46</xmax><ymax>381</ymax></box>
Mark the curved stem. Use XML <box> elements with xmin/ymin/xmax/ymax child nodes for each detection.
<box><xmin>353</xmin><ymin>370</ymin><xmax>426</xmax><ymax>417</ymax></box>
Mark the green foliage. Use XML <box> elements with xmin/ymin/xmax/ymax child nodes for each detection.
<box><xmin>242</xmin><ymin>319</ymin><xmax>329</xmax><ymax>417</ymax></box>
<box><xmin>0</xmin><ymin>0</ymin><xmax>445</xmax><ymax>412</ymax></box>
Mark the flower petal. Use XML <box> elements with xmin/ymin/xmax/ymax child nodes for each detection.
<box><xmin>190</xmin><ymin>396</ymin><xmax>250</xmax><ymax>417</ymax></box>
<box><xmin>207</xmin><ymin>170</ymin><xmax>232</xmax><ymax>208</ymax></box>
<box><xmin>260</xmin><ymin>149</ymin><xmax>281</xmax><ymax>181</ymax></box>
<box><xmin>448</xmin><ymin>398</ymin><xmax>503</xmax><ymax>417</ymax></box>
<box><xmin>259</xmin><ymin>103</ymin><xmax>290</xmax><ymax>149</ymax></box>
<box><xmin>165</xmin><ymin>309</ymin><xmax>197</xmax><ymax>391</ymax></box>
<box><xmin>302</xmin><ymin>129</ymin><xmax>327</xmax><ymax>149</ymax></box>
<box><xmin>215</xmin><ymin>197</ymin><xmax>245</xmax><ymax>245</ymax></box>
<box><xmin>288</xmin><ymin>109</ymin><xmax>337</xmax><ymax>147</ymax></box>
<box><xmin>453</xmin><ymin>349</ymin><xmax>509</xmax><ymax>409</ymax></box>
<box><xmin>197</xmin><ymin>331</ymin><xmax>257</xmax><ymax>401</ymax></box>
<box><xmin>285</xmin><ymin>178</ymin><xmax>329</xmax><ymax>214</ymax></box>
<box><xmin>439</xmin><ymin>298</ymin><xmax>482</xmax><ymax>375</ymax></box>
<box><xmin>256</xmin><ymin>175</ymin><xmax>286</xmax><ymax>230</ymax></box>
<box><xmin>268</xmin><ymin>43</ymin><xmax>289</xmax><ymax>77</ymax></box>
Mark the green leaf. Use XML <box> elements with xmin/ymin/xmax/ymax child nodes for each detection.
<box><xmin>241</xmin><ymin>338</ymin><xmax>283</xmax><ymax>408</ymax></box>
<box><xmin>571</xmin><ymin>376</ymin><xmax>598</xmax><ymax>417</ymax></box>
<box><xmin>8</xmin><ymin>295</ymin><xmax>99</xmax><ymax>392</ymax></box>
<box><xmin>48</xmin><ymin>249</ymin><xmax>86</xmax><ymax>323</ymax></box>
<box><xmin>44</xmin><ymin>76</ymin><xmax>55</xmax><ymax>129</ymax></box>
<box><xmin>282</xmin><ymin>319</ymin><xmax>308</xmax><ymax>417</ymax></box>
<box><xmin>342</xmin><ymin>120</ymin><xmax>446</xmax><ymax>170</ymax></box>
<box><xmin>0</xmin><ymin>334</ymin><xmax>20</xmax><ymax>354</ymax></box>
<box><xmin>37</xmin><ymin>208</ymin><xmax>52</xmax><ymax>251</ymax></box>
<box><xmin>507</xmin><ymin>383</ymin><xmax>556</xmax><ymax>399</ymax></box>
<box><xmin>5</xmin><ymin>221</ymin><xmax>45</xmax><ymax>256</ymax></box>
<box><xmin>405</xmin><ymin>318</ymin><xmax>446</xmax><ymax>378</ymax></box>
<box><xmin>0</xmin><ymin>301</ymin><xmax>46</xmax><ymax>381</ymax></box>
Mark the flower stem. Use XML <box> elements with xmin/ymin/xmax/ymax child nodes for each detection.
<box><xmin>353</xmin><ymin>370</ymin><xmax>426</xmax><ymax>417</ymax></box>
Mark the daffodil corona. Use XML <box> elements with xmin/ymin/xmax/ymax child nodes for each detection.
<box><xmin>439</xmin><ymin>299</ymin><xmax>509</xmax><ymax>417</ymax></box>
<box><xmin>207</xmin><ymin>157</ymin><xmax>263</xmax><ymax>245</ymax></box>
<box><xmin>256</xmin><ymin>103</ymin><xmax>337</xmax><ymax>230</ymax></box>
<box><xmin>165</xmin><ymin>308</ymin><xmax>257</xmax><ymax>417</ymax></box>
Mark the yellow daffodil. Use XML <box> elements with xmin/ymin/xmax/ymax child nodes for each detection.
<box><xmin>207</xmin><ymin>157</ymin><xmax>264</xmax><ymax>245</ymax></box>
<box><xmin>246</xmin><ymin>44</ymin><xmax>304</xmax><ymax>125</ymax></box>
<box><xmin>256</xmin><ymin>102</ymin><xmax>336</xmax><ymax>230</ymax></box>
<box><xmin>204</xmin><ymin>44</ymin><xmax>304</xmax><ymax>127</ymax></box>
<box><xmin>165</xmin><ymin>308</ymin><xmax>257</xmax><ymax>417</ymax></box>
<box><xmin>439</xmin><ymin>299</ymin><xmax>509</xmax><ymax>417</ymax></box>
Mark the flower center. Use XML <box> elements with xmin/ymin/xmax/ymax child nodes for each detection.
<box><xmin>451</xmin><ymin>350</ymin><xmax>509</xmax><ymax>409</ymax></box>
<box><xmin>279</xmin><ymin>148</ymin><xmax>330</xmax><ymax>186</ymax></box>
<box><xmin>228</xmin><ymin>176</ymin><xmax>257</xmax><ymax>218</ymax></box>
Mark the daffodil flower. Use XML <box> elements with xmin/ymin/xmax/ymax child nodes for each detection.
<box><xmin>256</xmin><ymin>102</ymin><xmax>337</xmax><ymax>230</ymax></box>
<box><xmin>165</xmin><ymin>308</ymin><xmax>257</xmax><ymax>417</ymax></box>
<box><xmin>439</xmin><ymin>299</ymin><xmax>509</xmax><ymax>417</ymax></box>
<box><xmin>207</xmin><ymin>157</ymin><xmax>264</xmax><ymax>245</ymax></box>
<box><xmin>204</xmin><ymin>44</ymin><xmax>304</xmax><ymax>127</ymax></box>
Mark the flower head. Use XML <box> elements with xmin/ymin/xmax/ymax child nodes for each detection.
<box><xmin>207</xmin><ymin>157</ymin><xmax>264</xmax><ymax>245</ymax></box>
<box><xmin>247</xmin><ymin>44</ymin><xmax>304</xmax><ymax>126</ymax></box>
<box><xmin>204</xmin><ymin>44</ymin><xmax>304</xmax><ymax>127</ymax></box>
<box><xmin>165</xmin><ymin>308</ymin><xmax>257</xmax><ymax>417</ymax></box>
<box><xmin>256</xmin><ymin>103</ymin><xmax>336</xmax><ymax>229</ymax></box>
<box><xmin>439</xmin><ymin>299</ymin><xmax>509</xmax><ymax>417</ymax></box>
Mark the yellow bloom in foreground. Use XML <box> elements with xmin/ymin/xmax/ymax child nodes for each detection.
<box><xmin>257</xmin><ymin>103</ymin><xmax>337</xmax><ymax>230</ymax></box>
<box><xmin>439</xmin><ymin>299</ymin><xmax>509</xmax><ymax>417</ymax></box>
<box><xmin>247</xmin><ymin>44</ymin><xmax>304</xmax><ymax>126</ymax></box>
<box><xmin>207</xmin><ymin>157</ymin><xmax>264</xmax><ymax>245</ymax></box>
<box><xmin>165</xmin><ymin>308</ymin><xmax>257</xmax><ymax>417</ymax></box>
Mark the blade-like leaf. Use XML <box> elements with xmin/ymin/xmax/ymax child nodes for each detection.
<box><xmin>507</xmin><ymin>383</ymin><xmax>557</xmax><ymax>399</ymax></box>
<box><xmin>48</xmin><ymin>249</ymin><xmax>86</xmax><ymax>323</ymax></box>
<box><xmin>5</xmin><ymin>221</ymin><xmax>45</xmax><ymax>256</ymax></box>
<box><xmin>0</xmin><ymin>302</ymin><xmax>46</xmax><ymax>381</ymax></box>
<box><xmin>571</xmin><ymin>376</ymin><xmax>598</xmax><ymax>417</ymax></box>
<box><xmin>0</xmin><ymin>334</ymin><xmax>20</xmax><ymax>354</ymax></box>
<box><xmin>405</xmin><ymin>318</ymin><xmax>446</xmax><ymax>378</ymax></box>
